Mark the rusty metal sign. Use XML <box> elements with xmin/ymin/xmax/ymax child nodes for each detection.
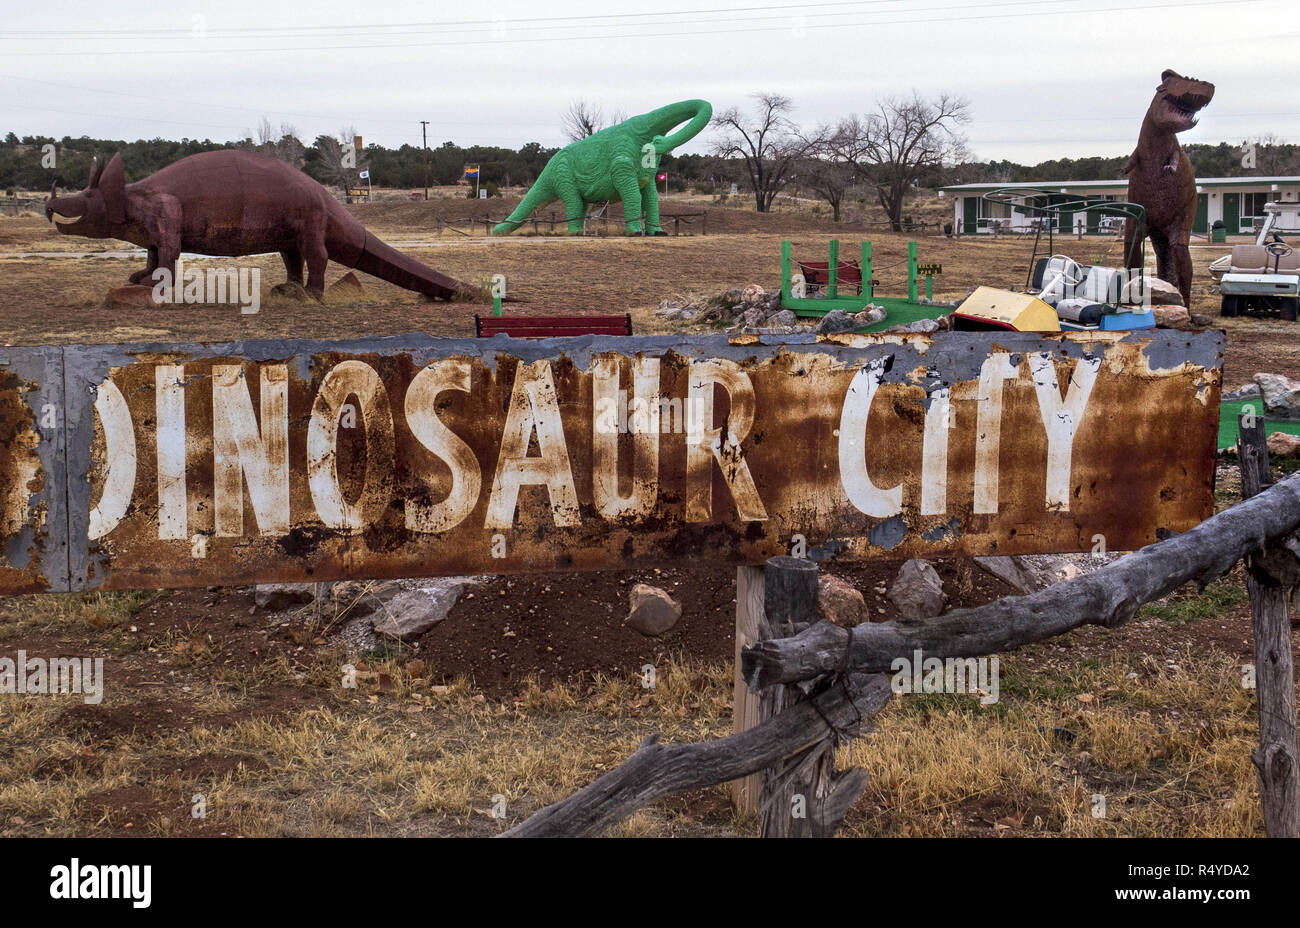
<box><xmin>0</xmin><ymin>329</ymin><xmax>1222</xmax><ymax>593</ymax></box>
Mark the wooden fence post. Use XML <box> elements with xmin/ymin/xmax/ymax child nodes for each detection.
<box><xmin>731</xmin><ymin>556</ymin><xmax>870</xmax><ymax>837</ymax></box>
<box><xmin>731</xmin><ymin>565</ymin><xmax>765</xmax><ymax>813</ymax></box>
<box><xmin>1238</xmin><ymin>412</ymin><xmax>1300</xmax><ymax>837</ymax></box>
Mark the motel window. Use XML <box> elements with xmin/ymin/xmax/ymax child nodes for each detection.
<box><xmin>1242</xmin><ymin>192</ymin><xmax>1270</xmax><ymax>231</ymax></box>
<box><xmin>978</xmin><ymin>198</ymin><xmax>1011</xmax><ymax>219</ymax></box>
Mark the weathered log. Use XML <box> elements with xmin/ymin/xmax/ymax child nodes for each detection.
<box><xmin>744</xmin><ymin>471</ymin><xmax>1300</xmax><ymax>688</ymax></box>
<box><xmin>501</xmin><ymin>673</ymin><xmax>891</xmax><ymax>838</ymax></box>
<box><xmin>753</xmin><ymin>557</ymin><xmax>857</xmax><ymax>837</ymax></box>
<box><xmin>1239</xmin><ymin>414</ymin><xmax>1300</xmax><ymax>837</ymax></box>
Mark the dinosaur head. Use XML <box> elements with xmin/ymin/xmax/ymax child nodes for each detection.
<box><xmin>45</xmin><ymin>153</ymin><xmax>128</xmax><ymax>237</ymax></box>
<box><xmin>1148</xmin><ymin>69</ymin><xmax>1214</xmax><ymax>133</ymax></box>
<box><xmin>633</xmin><ymin>100</ymin><xmax>713</xmax><ymax>156</ymax></box>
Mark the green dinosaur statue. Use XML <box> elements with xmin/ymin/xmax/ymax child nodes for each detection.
<box><xmin>492</xmin><ymin>99</ymin><xmax>712</xmax><ymax>237</ymax></box>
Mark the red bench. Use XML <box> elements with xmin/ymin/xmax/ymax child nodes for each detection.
<box><xmin>797</xmin><ymin>260</ymin><xmax>863</xmax><ymax>295</ymax></box>
<box><xmin>475</xmin><ymin>314</ymin><xmax>633</xmax><ymax>338</ymax></box>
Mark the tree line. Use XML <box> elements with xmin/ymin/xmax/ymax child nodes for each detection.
<box><xmin>4</xmin><ymin>100</ymin><xmax>1297</xmax><ymax>231</ymax></box>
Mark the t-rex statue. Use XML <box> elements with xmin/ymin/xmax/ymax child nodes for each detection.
<box><xmin>492</xmin><ymin>99</ymin><xmax>712</xmax><ymax>237</ymax></box>
<box><xmin>1122</xmin><ymin>69</ymin><xmax>1214</xmax><ymax>309</ymax></box>
<box><xmin>46</xmin><ymin>150</ymin><xmax>482</xmax><ymax>300</ymax></box>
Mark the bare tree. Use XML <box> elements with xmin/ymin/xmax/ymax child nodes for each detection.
<box><xmin>712</xmin><ymin>93</ymin><xmax>820</xmax><ymax>213</ymax></box>
<box><xmin>247</xmin><ymin>117</ymin><xmax>305</xmax><ymax>165</ymax></box>
<box><xmin>831</xmin><ymin>92</ymin><xmax>970</xmax><ymax>231</ymax></box>
<box><xmin>562</xmin><ymin>100</ymin><xmax>625</xmax><ymax>142</ymax></box>
<box><xmin>799</xmin><ymin>141</ymin><xmax>856</xmax><ymax>222</ymax></box>
<box><xmin>314</xmin><ymin>127</ymin><xmax>368</xmax><ymax>192</ymax></box>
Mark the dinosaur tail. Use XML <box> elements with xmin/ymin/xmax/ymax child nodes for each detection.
<box><xmin>492</xmin><ymin>177</ymin><xmax>557</xmax><ymax>235</ymax></box>
<box><xmin>344</xmin><ymin>231</ymin><xmax>483</xmax><ymax>301</ymax></box>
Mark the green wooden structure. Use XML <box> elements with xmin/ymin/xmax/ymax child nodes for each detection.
<box><xmin>780</xmin><ymin>239</ymin><xmax>944</xmax><ymax>329</ymax></box>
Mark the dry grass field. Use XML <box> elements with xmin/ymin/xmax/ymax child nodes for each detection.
<box><xmin>0</xmin><ymin>197</ymin><xmax>1295</xmax><ymax>838</ymax></box>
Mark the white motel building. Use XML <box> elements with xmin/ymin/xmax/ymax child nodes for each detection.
<box><xmin>939</xmin><ymin>176</ymin><xmax>1300</xmax><ymax>236</ymax></box>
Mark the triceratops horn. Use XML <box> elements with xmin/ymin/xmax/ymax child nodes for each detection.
<box><xmin>88</xmin><ymin>156</ymin><xmax>103</xmax><ymax>189</ymax></box>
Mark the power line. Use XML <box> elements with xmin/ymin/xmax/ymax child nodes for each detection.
<box><xmin>0</xmin><ymin>0</ymin><xmax>908</xmax><ymax>37</ymax></box>
<box><xmin>0</xmin><ymin>0</ymin><xmax>1260</xmax><ymax>56</ymax></box>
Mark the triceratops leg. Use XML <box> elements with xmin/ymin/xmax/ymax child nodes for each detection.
<box><xmin>128</xmin><ymin>246</ymin><xmax>159</xmax><ymax>285</ymax></box>
<box><xmin>281</xmin><ymin>249</ymin><xmax>304</xmax><ymax>286</ymax></box>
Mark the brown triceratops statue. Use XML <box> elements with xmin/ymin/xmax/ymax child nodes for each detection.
<box><xmin>46</xmin><ymin>150</ymin><xmax>481</xmax><ymax>301</ymax></box>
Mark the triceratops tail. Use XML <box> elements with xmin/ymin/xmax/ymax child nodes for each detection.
<box><xmin>492</xmin><ymin>178</ymin><xmax>556</xmax><ymax>235</ymax></box>
<box><xmin>349</xmin><ymin>232</ymin><xmax>483</xmax><ymax>301</ymax></box>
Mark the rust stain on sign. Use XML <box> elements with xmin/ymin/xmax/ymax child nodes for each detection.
<box><xmin>0</xmin><ymin>347</ymin><xmax>66</xmax><ymax>592</ymax></box>
<box><xmin>1</xmin><ymin>330</ymin><xmax>1223</xmax><ymax>592</ymax></box>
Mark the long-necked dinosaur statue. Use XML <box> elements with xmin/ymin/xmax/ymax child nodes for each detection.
<box><xmin>46</xmin><ymin>151</ymin><xmax>483</xmax><ymax>300</ymax></box>
<box><xmin>492</xmin><ymin>99</ymin><xmax>712</xmax><ymax>237</ymax></box>
<box><xmin>1122</xmin><ymin>69</ymin><xmax>1215</xmax><ymax>309</ymax></box>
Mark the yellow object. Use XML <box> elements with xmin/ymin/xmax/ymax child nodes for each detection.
<box><xmin>951</xmin><ymin>286</ymin><xmax>1061</xmax><ymax>332</ymax></box>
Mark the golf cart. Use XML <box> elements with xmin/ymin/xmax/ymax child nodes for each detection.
<box><xmin>1208</xmin><ymin>199</ymin><xmax>1300</xmax><ymax>320</ymax></box>
<box><xmin>950</xmin><ymin>189</ymin><xmax>1156</xmax><ymax>331</ymax></box>
<box><xmin>1217</xmin><ymin>240</ymin><xmax>1299</xmax><ymax>319</ymax></box>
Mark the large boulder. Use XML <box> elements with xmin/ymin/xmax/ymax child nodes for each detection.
<box><xmin>104</xmin><ymin>285</ymin><xmax>158</xmax><ymax>310</ymax></box>
<box><xmin>626</xmin><ymin>583</ymin><xmax>682</xmax><ymax>637</ymax></box>
<box><xmin>974</xmin><ymin>555</ymin><xmax>1057</xmax><ymax>594</ymax></box>
<box><xmin>817</xmin><ymin>575</ymin><xmax>869</xmax><ymax>627</ymax></box>
<box><xmin>1152</xmin><ymin>305</ymin><xmax>1192</xmax><ymax>329</ymax></box>
<box><xmin>887</xmin><ymin>559</ymin><xmax>947</xmax><ymax>620</ymax></box>
<box><xmin>1254</xmin><ymin>373</ymin><xmax>1300</xmax><ymax>418</ymax></box>
<box><xmin>371</xmin><ymin>577</ymin><xmax>481</xmax><ymax>640</ymax></box>
<box><xmin>1266</xmin><ymin>432</ymin><xmax>1300</xmax><ymax>457</ymax></box>
<box><xmin>816</xmin><ymin>309</ymin><xmax>861</xmax><ymax>334</ymax></box>
<box><xmin>1119</xmin><ymin>275</ymin><xmax>1183</xmax><ymax>307</ymax></box>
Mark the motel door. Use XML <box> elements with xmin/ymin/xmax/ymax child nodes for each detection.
<box><xmin>1223</xmin><ymin>193</ymin><xmax>1240</xmax><ymax>234</ymax></box>
<box><xmin>1193</xmin><ymin>194</ymin><xmax>1208</xmax><ymax>235</ymax></box>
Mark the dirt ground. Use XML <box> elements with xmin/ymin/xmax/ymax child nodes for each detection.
<box><xmin>0</xmin><ymin>198</ymin><xmax>1296</xmax><ymax>838</ymax></box>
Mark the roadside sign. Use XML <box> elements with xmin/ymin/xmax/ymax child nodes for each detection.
<box><xmin>0</xmin><ymin>330</ymin><xmax>1223</xmax><ymax>592</ymax></box>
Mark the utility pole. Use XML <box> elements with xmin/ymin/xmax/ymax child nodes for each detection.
<box><xmin>420</xmin><ymin>120</ymin><xmax>430</xmax><ymax>201</ymax></box>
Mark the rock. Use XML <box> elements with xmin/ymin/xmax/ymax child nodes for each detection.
<box><xmin>1152</xmin><ymin>304</ymin><xmax>1191</xmax><ymax>329</ymax></box>
<box><xmin>1189</xmin><ymin>312</ymin><xmax>1212</xmax><ymax>327</ymax></box>
<box><xmin>765</xmin><ymin>309</ymin><xmax>797</xmax><ymax>327</ymax></box>
<box><xmin>1267</xmin><ymin>432</ymin><xmax>1300</xmax><ymax>457</ymax></box>
<box><xmin>254</xmin><ymin>583</ymin><xmax>318</xmax><ymax>610</ymax></box>
<box><xmin>1119</xmin><ymin>275</ymin><xmax>1183</xmax><ymax>306</ymax></box>
<box><xmin>742</xmin><ymin>284</ymin><xmax>766</xmax><ymax>303</ymax></box>
<box><xmin>742</xmin><ymin>307</ymin><xmax>765</xmax><ymax>327</ymax></box>
<box><xmin>104</xmin><ymin>285</ymin><xmax>158</xmax><ymax>310</ymax></box>
<box><xmin>626</xmin><ymin>583</ymin><xmax>681</xmax><ymax>636</ymax></box>
<box><xmin>1254</xmin><ymin>373</ymin><xmax>1300</xmax><ymax>418</ymax></box>
<box><xmin>815</xmin><ymin>309</ymin><xmax>861</xmax><ymax>334</ymax></box>
<box><xmin>817</xmin><ymin>575</ymin><xmax>869</xmax><ymax>627</ymax></box>
<box><xmin>269</xmin><ymin>281</ymin><xmax>312</xmax><ymax>302</ymax></box>
<box><xmin>327</xmin><ymin>271</ymin><xmax>364</xmax><ymax>296</ymax></box>
<box><xmin>883</xmin><ymin>317</ymin><xmax>941</xmax><ymax>335</ymax></box>
<box><xmin>1223</xmin><ymin>383</ymin><xmax>1262</xmax><ymax>402</ymax></box>
<box><xmin>372</xmin><ymin>577</ymin><xmax>481</xmax><ymax>641</ymax></box>
<box><xmin>887</xmin><ymin>559</ymin><xmax>947</xmax><ymax>620</ymax></box>
<box><xmin>857</xmin><ymin>305</ymin><xmax>888</xmax><ymax>325</ymax></box>
<box><xmin>974</xmin><ymin>555</ymin><xmax>1057</xmax><ymax>594</ymax></box>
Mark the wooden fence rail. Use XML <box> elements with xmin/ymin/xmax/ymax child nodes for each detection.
<box><xmin>433</xmin><ymin>211</ymin><xmax>708</xmax><ymax>236</ymax></box>
<box><xmin>506</xmin><ymin>467</ymin><xmax>1300</xmax><ymax>838</ymax></box>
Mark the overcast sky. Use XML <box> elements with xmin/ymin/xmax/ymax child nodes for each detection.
<box><xmin>3</xmin><ymin>0</ymin><xmax>1296</xmax><ymax>164</ymax></box>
